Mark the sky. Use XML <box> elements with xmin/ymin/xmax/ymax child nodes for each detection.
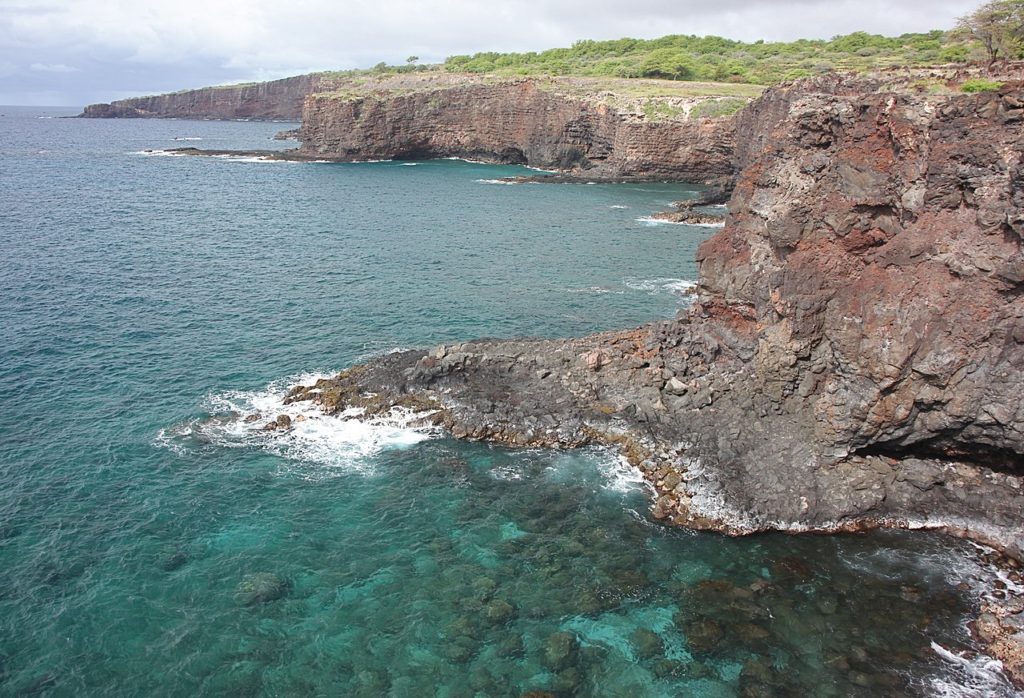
<box><xmin>0</xmin><ymin>0</ymin><xmax>979</xmax><ymax>106</ymax></box>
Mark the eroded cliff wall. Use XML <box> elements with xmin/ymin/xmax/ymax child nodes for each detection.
<box><xmin>701</xmin><ymin>72</ymin><xmax>1024</xmax><ymax>468</ymax></box>
<box><xmin>298</xmin><ymin>78</ymin><xmax>738</xmax><ymax>180</ymax></box>
<box><xmin>285</xmin><ymin>70</ymin><xmax>1024</xmax><ymax>559</ymax></box>
<box><xmin>80</xmin><ymin>74</ymin><xmax>338</xmax><ymax>120</ymax></box>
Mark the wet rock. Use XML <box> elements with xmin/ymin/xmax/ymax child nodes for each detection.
<box><xmin>235</xmin><ymin>572</ymin><xmax>289</xmax><ymax>605</ymax></box>
<box><xmin>442</xmin><ymin>638</ymin><xmax>477</xmax><ymax>664</ymax></box>
<box><xmin>847</xmin><ymin>671</ymin><xmax>874</xmax><ymax>688</ymax></box>
<box><xmin>771</xmin><ymin>557</ymin><xmax>812</xmax><ymax>582</ymax></box>
<box><xmin>553</xmin><ymin>667</ymin><xmax>582</xmax><ymax>693</ymax></box>
<box><xmin>160</xmin><ymin>551</ymin><xmax>189</xmax><ymax>572</ymax></box>
<box><xmin>543</xmin><ymin>631</ymin><xmax>578</xmax><ymax>671</ymax></box>
<box><xmin>661</xmin><ymin>471</ymin><xmax>682</xmax><ymax>490</ymax></box>
<box><xmin>446</xmin><ymin>616</ymin><xmax>482</xmax><ymax>641</ymax></box>
<box><xmin>630</xmin><ymin>628</ymin><xmax>664</xmax><ymax>660</ymax></box>
<box><xmin>684</xmin><ymin>617</ymin><xmax>724</xmax><ymax>654</ymax></box>
<box><xmin>353</xmin><ymin>669</ymin><xmax>387</xmax><ymax>697</ymax></box>
<box><xmin>243</xmin><ymin>413</ymin><xmax>260</xmax><ymax>423</ymax></box>
<box><xmin>497</xmin><ymin>635</ymin><xmax>524</xmax><ymax>658</ymax></box>
<box><xmin>484</xmin><ymin>599</ymin><xmax>515</xmax><ymax>625</ymax></box>
<box><xmin>470</xmin><ymin>576</ymin><xmax>497</xmax><ymax>599</ymax></box>
<box><xmin>899</xmin><ymin>585</ymin><xmax>921</xmax><ymax>603</ymax></box>
<box><xmin>681</xmin><ymin>660</ymin><xmax>714</xmax><ymax>680</ymax></box>
<box><xmin>262</xmin><ymin>414</ymin><xmax>292</xmax><ymax>431</ymax></box>
<box><xmin>649</xmin><ymin>210</ymin><xmax>726</xmax><ymax>226</ymax></box>
<box><xmin>816</xmin><ymin>597</ymin><xmax>838</xmax><ymax>614</ymax></box>
<box><xmin>610</xmin><ymin>568</ymin><xmax>649</xmax><ymax>592</ymax></box>
<box><xmin>735</xmin><ymin>622</ymin><xmax>770</xmax><ymax>644</ymax></box>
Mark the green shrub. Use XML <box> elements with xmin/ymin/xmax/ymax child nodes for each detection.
<box><xmin>961</xmin><ymin>78</ymin><xmax>1005</xmax><ymax>92</ymax></box>
<box><xmin>690</xmin><ymin>97</ymin><xmax>749</xmax><ymax>119</ymax></box>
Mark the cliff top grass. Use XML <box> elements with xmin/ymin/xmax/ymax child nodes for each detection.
<box><xmin>308</xmin><ymin>73</ymin><xmax>764</xmax><ymax>122</ymax></box>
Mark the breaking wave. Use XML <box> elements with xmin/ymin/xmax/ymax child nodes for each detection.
<box><xmin>928</xmin><ymin>642</ymin><xmax>1017</xmax><ymax>698</ymax></box>
<box><xmin>636</xmin><ymin>216</ymin><xmax>726</xmax><ymax>227</ymax></box>
<box><xmin>156</xmin><ymin>373</ymin><xmax>439</xmax><ymax>474</ymax></box>
<box><xmin>624</xmin><ymin>277</ymin><xmax>696</xmax><ymax>297</ymax></box>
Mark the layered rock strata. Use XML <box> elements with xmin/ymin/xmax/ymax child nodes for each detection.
<box><xmin>298</xmin><ymin>77</ymin><xmax>739</xmax><ymax>180</ymax></box>
<box><xmin>79</xmin><ymin>74</ymin><xmax>340</xmax><ymax>120</ymax></box>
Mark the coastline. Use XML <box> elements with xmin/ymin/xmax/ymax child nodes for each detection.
<box><xmin>135</xmin><ymin>66</ymin><xmax>1024</xmax><ymax>688</ymax></box>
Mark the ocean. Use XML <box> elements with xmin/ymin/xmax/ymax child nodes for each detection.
<box><xmin>0</xmin><ymin>106</ymin><xmax>1017</xmax><ymax>696</ymax></box>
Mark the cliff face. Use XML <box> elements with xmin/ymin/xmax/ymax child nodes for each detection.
<box><xmin>701</xmin><ymin>72</ymin><xmax>1024</xmax><ymax>468</ymax></box>
<box><xmin>80</xmin><ymin>74</ymin><xmax>337</xmax><ymax>120</ymax></box>
<box><xmin>299</xmin><ymin>78</ymin><xmax>737</xmax><ymax>180</ymax></box>
<box><xmin>284</xmin><ymin>71</ymin><xmax>1024</xmax><ymax>560</ymax></box>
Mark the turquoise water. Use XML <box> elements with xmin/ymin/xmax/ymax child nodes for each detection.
<box><xmin>0</xmin><ymin>106</ymin><xmax>1016</xmax><ymax>696</ymax></box>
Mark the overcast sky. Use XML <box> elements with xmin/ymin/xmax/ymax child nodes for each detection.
<box><xmin>0</xmin><ymin>0</ymin><xmax>978</xmax><ymax>106</ymax></box>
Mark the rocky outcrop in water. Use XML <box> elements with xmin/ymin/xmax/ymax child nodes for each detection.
<box><xmin>284</xmin><ymin>69</ymin><xmax>1024</xmax><ymax>680</ymax></box>
<box><xmin>289</xmin><ymin>70</ymin><xmax>1024</xmax><ymax>554</ymax></box>
<box><xmin>298</xmin><ymin>75</ymin><xmax>740</xmax><ymax>180</ymax></box>
<box><xmin>79</xmin><ymin>74</ymin><xmax>339</xmax><ymax>120</ymax></box>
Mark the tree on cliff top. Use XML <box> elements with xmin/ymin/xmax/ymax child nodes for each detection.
<box><xmin>955</xmin><ymin>0</ymin><xmax>1024</xmax><ymax>62</ymax></box>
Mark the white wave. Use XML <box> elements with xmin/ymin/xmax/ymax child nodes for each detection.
<box><xmin>525</xmin><ymin>165</ymin><xmax>558</xmax><ymax>173</ymax></box>
<box><xmin>156</xmin><ymin>372</ymin><xmax>439</xmax><ymax>473</ymax></box>
<box><xmin>351</xmin><ymin>158</ymin><xmax>394</xmax><ymax>164</ymax></box>
<box><xmin>398</xmin><ymin>162</ymin><xmax>419</xmax><ymax>166</ymax></box>
<box><xmin>636</xmin><ymin>216</ymin><xmax>725</xmax><ymax>227</ymax></box>
<box><xmin>491</xmin><ymin>465</ymin><xmax>526</xmax><ymax>481</ymax></box>
<box><xmin>172</xmin><ymin>137</ymin><xmax>202</xmax><ymax>141</ymax></box>
<box><xmin>209</xmin><ymin>153</ymin><xmax>298</xmax><ymax>164</ymax></box>
<box><xmin>624</xmin><ymin>277</ymin><xmax>696</xmax><ymax>297</ymax></box>
<box><xmin>837</xmin><ymin>541</ymin><xmax>1022</xmax><ymax>696</ymax></box>
<box><xmin>598</xmin><ymin>454</ymin><xmax>653</xmax><ymax>494</ymax></box>
<box><xmin>566</xmin><ymin>286</ymin><xmax>626</xmax><ymax>296</ymax></box>
<box><xmin>928</xmin><ymin>642</ymin><xmax>1017</xmax><ymax>698</ymax></box>
<box><xmin>445</xmin><ymin>156</ymin><xmax>491</xmax><ymax>165</ymax></box>
<box><xmin>475</xmin><ymin>178</ymin><xmax>517</xmax><ymax>185</ymax></box>
<box><xmin>610</xmin><ymin>205</ymin><xmax>630</xmax><ymax>210</ymax></box>
<box><xmin>354</xmin><ymin>346</ymin><xmax>413</xmax><ymax>363</ymax></box>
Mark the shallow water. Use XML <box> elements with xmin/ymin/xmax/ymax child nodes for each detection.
<box><xmin>0</xmin><ymin>107</ymin><xmax>1018</xmax><ymax>696</ymax></box>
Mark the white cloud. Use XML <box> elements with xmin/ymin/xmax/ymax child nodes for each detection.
<box><xmin>0</xmin><ymin>0</ymin><xmax>981</xmax><ymax>105</ymax></box>
<box><xmin>29</xmin><ymin>62</ymin><xmax>78</xmax><ymax>72</ymax></box>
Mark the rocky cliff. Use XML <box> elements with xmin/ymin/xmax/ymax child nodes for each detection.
<box><xmin>278</xmin><ymin>69</ymin><xmax>1024</xmax><ymax>680</ymax></box>
<box><xmin>285</xmin><ymin>70</ymin><xmax>1024</xmax><ymax>552</ymax></box>
<box><xmin>298</xmin><ymin>75</ymin><xmax>741</xmax><ymax>180</ymax></box>
<box><xmin>79</xmin><ymin>73</ymin><xmax>339</xmax><ymax>120</ymax></box>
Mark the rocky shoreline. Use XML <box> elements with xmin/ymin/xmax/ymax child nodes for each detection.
<box><xmin>260</xmin><ymin>69</ymin><xmax>1024</xmax><ymax>685</ymax></box>
<box><xmin>133</xmin><ymin>64</ymin><xmax>1024</xmax><ymax>685</ymax></box>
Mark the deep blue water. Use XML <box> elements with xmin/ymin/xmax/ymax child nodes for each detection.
<box><xmin>0</xmin><ymin>106</ymin><xmax>1017</xmax><ymax>697</ymax></box>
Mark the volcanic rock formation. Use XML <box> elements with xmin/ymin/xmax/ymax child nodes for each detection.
<box><xmin>297</xmin><ymin>76</ymin><xmax>739</xmax><ymax>180</ymax></box>
<box><xmin>288</xmin><ymin>70</ymin><xmax>1024</xmax><ymax>555</ymax></box>
<box><xmin>79</xmin><ymin>74</ymin><xmax>341</xmax><ymax>120</ymax></box>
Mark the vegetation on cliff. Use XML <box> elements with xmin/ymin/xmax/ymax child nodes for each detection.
<box><xmin>955</xmin><ymin>0</ymin><xmax>1024</xmax><ymax>62</ymax></box>
<box><xmin>442</xmin><ymin>30</ymin><xmax>970</xmax><ymax>84</ymax></box>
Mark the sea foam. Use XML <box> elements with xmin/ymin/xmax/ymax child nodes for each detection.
<box><xmin>928</xmin><ymin>642</ymin><xmax>1015</xmax><ymax>698</ymax></box>
<box><xmin>636</xmin><ymin>216</ymin><xmax>725</xmax><ymax>227</ymax></box>
<box><xmin>624</xmin><ymin>277</ymin><xmax>696</xmax><ymax>297</ymax></box>
<box><xmin>157</xmin><ymin>372</ymin><xmax>439</xmax><ymax>474</ymax></box>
